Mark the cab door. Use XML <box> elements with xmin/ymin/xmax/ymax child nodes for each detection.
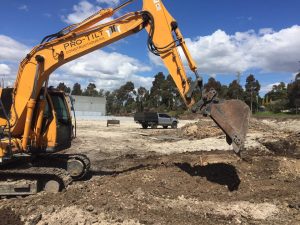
<box><xmin>158</xmin><ymin>113</ymin><xmax>171</xmax><ymax>125</ymax></box>
<box><xmin>49</xmin><ymin>92</ymin><xmax>72</xmax><ymax>150</ymax></box>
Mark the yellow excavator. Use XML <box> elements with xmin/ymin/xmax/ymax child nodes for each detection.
<box><xmin>0</xmin><ymin>0</ymin><xmax>250</xmax><ymax>195</ymax></box>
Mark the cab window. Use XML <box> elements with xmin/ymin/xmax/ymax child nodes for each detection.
<box><xmin>50</xmin><ymin>95</ymin><xmax>69</xmax><ymax>122</ymax></box>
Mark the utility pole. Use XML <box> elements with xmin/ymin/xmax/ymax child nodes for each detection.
<box><xmin>250</xmin><ymin>86</ymin><xmax>253</xmax><ymax>112</ymax></box>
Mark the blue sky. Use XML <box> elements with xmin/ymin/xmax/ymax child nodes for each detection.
<box><xmin>0</xmin><ymin>0</ymin><xmax>300</xmax><ymax>95</ymax></box>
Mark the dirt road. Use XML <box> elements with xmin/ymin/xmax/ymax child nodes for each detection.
<box><xmin>1</xmin><ymin>117</ymin><xmax>299</xmax><ymax>225</ymax></box>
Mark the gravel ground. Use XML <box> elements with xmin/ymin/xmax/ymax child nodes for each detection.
<box><xmin>0</xmin><ymin>117</ymin><xmax>299</xmax><ymax>225</ymax></box>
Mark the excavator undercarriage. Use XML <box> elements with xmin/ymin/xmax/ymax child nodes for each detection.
<box><xmin>0</xmin><ymin>153</ymin><xmax>90</xmax><ymax>196</ymax></box>
<box><xmin>0</xmin><ymin>89</ymin><xmax>91</xmax><ymax>196</ymax></box>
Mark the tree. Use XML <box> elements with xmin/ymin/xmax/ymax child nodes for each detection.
<box><xmin>57</xmin><ymin>82</ymin><xmax>71</xmax><ymax>93</ymax></box>
<box><xmin>227</xmin><ymin>80</ymin><xmax>244</xmax><ymax>100</ymax></box>
<box><xmin>204</xmin><ymin>77</ymin><xmax>222</xmax><ymax>94</ymax></box>
<box><xmin>245</xmin><ymin>74</ymin><xmax>260</xmax><ymax>112</ymax></box>
<box><xmin>220</xmin><ymin>85</ymin><xmax>229</xmax><ymax>99</ymax></box>
<box><xmin>116</xmin><ymin>81</ymin><xmax>136</xmax><ymax>113</ymax></box>
<box><xmin>98</xmin><ymin>89</ymin><xmax>105</xmax><ymax>97</ymax></box>
<box><xmin>203</xmin><ymin>77</ymin><xmax>231</xmax><ymax>99</ymax></box>
<box><xmin>106</xmin><ymin>90</ymin><xmax>118</xmax><ymax>115</ymax></box>
<box><xmin>83</xmin><ymin>83</ymin><xmax>98</xmax><ymax>96</ymax></box>
<box><xmin>160</xmin><ymin>75</ymin><xmax>175</xmax><ymax>110</ymax></box>
<box><xmin>287</xmin><ymin>73</ymin><xmax>300</xmax><ymax>113</ymax></box>
<box><xmin>150</xmin><ymin>72</ymin><xmax>165</xmax><ymax>108</ymax></box>
<box><xmin>136</xmin><ymin>87</ymin><xmax>148</xmax><ymax>112</ymax></box>
<box><xmin>71</xmin><ymin>83</ymin><xmax>82</xmax><ymax>95</ymax></box>
<box><xmin>266</xmin><ymin>82</ymin><xmax>287</xmax><ymax>102</ymax></box>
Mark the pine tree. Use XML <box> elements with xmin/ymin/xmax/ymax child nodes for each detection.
<box><xmin>245</xmin><ymin>74</ymin><xmax>260</xmax><ymax>112</ymax></box>
<box><xmin>57</xmin><ymin>82</ymin><xmax>71</xmax><ymax>93</ymax></box>
<box><xmin>71</xmin><ymin>83</ymin><xmax>82</xmax><ymax>95</ymax></box>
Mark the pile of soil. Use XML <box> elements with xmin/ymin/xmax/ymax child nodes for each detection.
<box><xmin>178</xmin><ymin>112</ymin><xmax>204</xmax><ymax>120</ymax></box>
<box><xmin>178</xmin><ymin>120</ymin><xmax>223</xmax><ymax>139</ymax></box>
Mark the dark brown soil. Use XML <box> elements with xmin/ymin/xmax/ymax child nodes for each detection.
<box><xmin>261</xmin><ymin>133</ymin><xmax>300</xmax><ymax>158</ymax></box>
<box><xmin>0</xmin><ymin>207</ymin><xmax>23</xmax><ymax>225</ymax></box>
<box><xmin>2</xmin><ymin>149</ymin><xmax>300</xmax><ymax>225</ymax></box>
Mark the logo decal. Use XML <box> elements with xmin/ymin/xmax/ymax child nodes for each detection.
<box><xmin>106</xmin><ymin>25</ymin><xmax>121</xmax><ymax>37</ymax></box>
<box><xmin>153</xmin><ymin>0</ymin><xmax>162</xmax><ymax>11</ymax></box>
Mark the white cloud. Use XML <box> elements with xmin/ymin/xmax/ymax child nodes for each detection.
<box><xmin>62</xmin><ymin>1</ymin><xmax>101</xmax><ymax>24</ymax></box>
<box><xmin>260</xmin><ymin>82</ymin><xmax>280</xmax><ymax>94</ymax></box>
<box><xmin>292</xmin><ymin>72</ymin><xmax>300</xmax><ymax>81</ymax></box>
<box><xmin>18</xmin><ymin>5</ymin><xmax>28</xmax><ymax>11</ymax></box>
<box><xmin>0</xmin><ymin>35</ymin><xmax>29</xmax><ymax>62</ymax></box>
<box><xmin>62</xmin><ymin>0</ymin><xmax>117</xmax><ymax>25</ymax></box>
<box><xmin>0</xmin><ymin>64</ymin><xmax>11</xmax><ymax>75</ymax></box>
<box><xmin>148</xmin><ymin>52</ymin><xmax>164</xmax><ymax>67</ymax></box>
<box><xmin>53</xmin><ymin>50</ymin><xmax>153</xmax><ymax>90</ymax></box>
<box><xmin>150</xmin><ymin>25</ymin><xmax>300</xmax><ymax>75</ymax></box>
<box><xmin>259</xmin><ymin>28</ymin><xmax>274</xmax><ymax>35</ymax></box>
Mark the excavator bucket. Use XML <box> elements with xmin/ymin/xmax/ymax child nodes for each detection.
<box><xmin>209</xmin><ymin>100</ymin><xmax>250</xmax><ymax>154</ymax></box>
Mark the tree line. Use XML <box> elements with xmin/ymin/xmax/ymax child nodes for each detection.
<box><xmin>56</xmin><ymin>72</ymin><xmax>300</xmax><ymax>115</ymax></box>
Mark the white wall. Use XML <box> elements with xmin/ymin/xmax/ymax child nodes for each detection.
<box><xmin>72</xmin><ymin>96</ymin><xmax>106</xmax><ymax>119</ymax></box>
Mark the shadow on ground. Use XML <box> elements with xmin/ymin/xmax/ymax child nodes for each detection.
<box><xmin>175</xmin><ymin>162</ymin><xmax>240</xmax><ymax>191</ymax></box>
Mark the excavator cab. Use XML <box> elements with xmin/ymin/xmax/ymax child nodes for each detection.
<box><xmin>0</xmin><ymin>87</ymin><xmax>73</xmax><ymax>161</ymax></box>
<box><xmin>37</xmin><ymin>89</ymin><xmax>73</xmax><ymax>153</ymax></box>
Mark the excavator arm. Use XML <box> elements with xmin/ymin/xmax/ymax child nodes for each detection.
<box><xmin>1</xmin><ymin>0</ymin><xmax>250</xmax><ymax>155</ymax></box>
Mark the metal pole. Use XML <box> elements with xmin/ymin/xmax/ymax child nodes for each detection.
<box><xmin>250</xmin><ymin>86</ymin><xmax>253</xmax><ymax>112</ymax></box>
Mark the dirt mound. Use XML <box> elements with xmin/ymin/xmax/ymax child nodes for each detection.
<box><xmin>178</xmin><ymin>120</ymin><xmax>223</xmax><ymax>139</ymax></box>
<box><xmin>178</xmin><ymin>112</ymin><xmax>205</xmax><ymax>120</ymax></box>
<box><xmin>260</xmin><ymin>133</ymin><xmax>300</xmax><ymax>158</ymax></box>
<box><xmin>248</xmin><ymin>118</ymin><xmax>274</xmax><ymax>132</ymax></box>
<box><xmin>0</xmin><ymin>207</ymin><xmax>23</xmax><ymax>225</ymax></box>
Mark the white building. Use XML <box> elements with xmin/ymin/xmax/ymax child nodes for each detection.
<box><xmin>72</xmin><ymin>96</ymin><xmax>106</xmax><ymax>119</ymax></box>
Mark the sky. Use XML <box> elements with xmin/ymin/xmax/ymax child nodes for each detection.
<box><xmin>0</xmin><ymin>0</ymin><xmax>300</xmax><ymax>95</ymax></box>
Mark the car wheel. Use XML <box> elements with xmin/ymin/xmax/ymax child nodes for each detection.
<box><xmin>171</xmin><ymin>122</ymin><xmax>178</xmax><ymax>129</ymax></box>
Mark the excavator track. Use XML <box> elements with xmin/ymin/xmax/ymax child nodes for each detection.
<box><xmin>0</xmin><ymin>166</ymin><xmax>72</xmax><ymax>196</ymax></box>
<box><xmin>0</xmin><ymin>154</ymin><xmax>91</xmax><ymax>196</ymax></box>
<box><xmin>31</xmin><ymin>153</ymin><xmax>91</xmax><ymax>180</ymax></box>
